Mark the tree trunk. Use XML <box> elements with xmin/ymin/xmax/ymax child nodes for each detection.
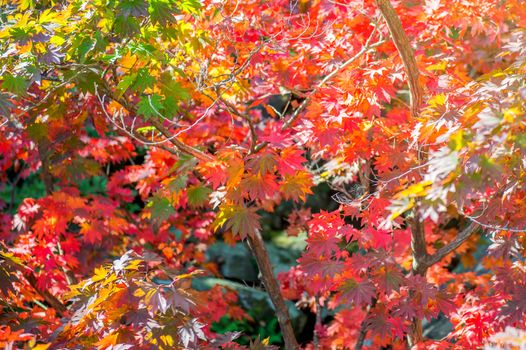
<box><xmin>247</xmin><ymin>230</ymin><xmax>299</xmax><ymax>349</ymax></box>
<box><xmin>374</xmin><ymin>0</ymin><xmax>426</xmax><ymax>345</ymax></box>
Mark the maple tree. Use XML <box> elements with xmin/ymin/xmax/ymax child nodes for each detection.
<box><xmin>1</xmin><ymin>0</ymin><xmax>526</xmax><ymax>348</ymax></box>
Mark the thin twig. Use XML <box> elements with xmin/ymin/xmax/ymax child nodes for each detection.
<box><xmin>254</xmin><ymin>30</ymin><xmax>386</xmax><ymax>153</ymax></box>
<box><xmin>94</xmin><ymin>85</ymin><xmax>215</xmax><ymax>163</ymax></box>
<box><xmin>215</xmin><ymin>91</ymin><xmax>258</xmax><ymax>153</ymax></box>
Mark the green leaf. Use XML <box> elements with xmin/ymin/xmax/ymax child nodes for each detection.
<box><xmin>149</xmin><ymin>0</ymin><xmax>177</xmax><ymax>26</ymax></box>
<box><xmin>134</xmin><ymin>68</ymin><xmax>156</xmax><ymax>92</ymax></box>
<box><xmin>187</xmin><ymin>185</ymin><xmax>211</xmax><ymax>208</ymax></box>
<box><xmin>137</xmin><ymin>94</ymin><xmax>164</xmax><ymax>118</ymax></box>
<box><xmin>162</xmin><ymin>95</ymin><xmax>180</xmax><ymax>117</ymax></box>
<box><xmin>215</xmin><ymin>205</ymin><xmax>261</xmax><ymax>239</ymax></box>
<box><xmin>161</xmin><ymin>73</ymin><xmax>191</xmax><ymax>101</ymax></box>
<box><xmin>93</xmin><ymin>31</ymin><xmax>109</xmax><ymax>54</ymax></box>
<box><xmin>129</xmin><ymin>42</ymin><xmax>158</xmax><ymax>59</ymax></box>
<box><xmin>26</xmin><ymin>122</ymin><xmax>49</xmax><ymax>142</ymax></box>
<box><xmin>168</xmin><ymin>175</ymin><xmax>188</xmax><ymax>192</ymax></box>
<box><xmin>71</xmin><ymin>69</ymin><xmax>103</xmax><ymax>93</ymax></box>
<box><xmin>2</xmin><ymin>74</ymin><xmax>28</xmax><ymax>96</ymax></box>
<box><xmin>118</xmin><ymin>0</ymin><xmax>149</xmax><ymax>18</ymax></box>
<box><xmin>147</xmin><ymin>197</ymin><xmax>175</xmax><ymax>221</ymax></box>
<box><xmin>0</xmin><ymin>92</ymin><xmax>13</xmax><ymax>116</ymax></box>
<box><xmin>177</xmin><ymin>0</ymin><xmax>201</xmax><ymax>14</ymax></box>
<box><xmin>113</xmin><ymin>15</ymin><xmax>140</xmax><ymax>36</ymax></box>
<box><xmin>75</xmin><ymin>37</ymin><xmax>95</xmax><ymax>63</ymax></box>
<box><xmin>117</xmin><ymin>73</ymin><xmax>137</xmax><ymax>97</ymax></box>
<box><xmin>136</xmin><ymin>125</ymin><xmax>157</xmax><ymax>134</ymax></box>
<box><xmin>9</xmin><ymin>27</ymin><xmax>34</xmax><ymax>43</ymax></box>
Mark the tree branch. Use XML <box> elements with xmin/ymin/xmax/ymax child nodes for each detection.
<box><xmin>94</xmin><ymin>85</ymin><xmax>215</xmax><ymax>163</ymax></box>
<box><xmin>253</xmin><ymin>32</ymin><xmax>386</xmax><ymax>153</ymax></box>
<box><xmin>375</xmin><ymin>0</ymin><xmax>423</xmax><ymax>118</ymax></box>
<box><xmin>410</xmin><ymin>213</ymin><xmax>429</xmax><ymax>276</ymax></box>
<box><xmin>149</xmin><ymin>119</ymin><xmax>215</xmax><ymax>162</ymax></box>
<box><xmin>2</xmin><ymin>256</ymin><xmax>67</xmax><ymax>316</ymax></box>
<box><xmin>424</xmin><ymin>222</ymin><xmax>479</xmax><ymax>268</ymax></box>
<box><xmin>246</xmin><ymin>230</ymin><xmax>299</xmax><ymax>350</ymax></box>
<box><xmin>215</xmin><ymin>92</ymin><xmax>258</xmax><ymax>154</ymax></box>
<box><xmin>355</xmin><ymin>298</ymin><xmax>377</xmax><ymax>350</ymax></box>
<box><xmin>374</xmin><ymin>1</ymin><xmax>426</xmax><ymax>345</ymax></box>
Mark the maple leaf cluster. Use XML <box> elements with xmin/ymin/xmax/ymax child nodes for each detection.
<box><xmin>0</xmin><ymin>0</ymin><xmax>526</xmax><ymax>349</ymax></box>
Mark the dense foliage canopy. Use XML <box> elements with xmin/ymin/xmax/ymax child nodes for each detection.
<box><xmin>0</xmin><ymin>0</ymin><xmax>525</xmax><ymax>348</ymax></box>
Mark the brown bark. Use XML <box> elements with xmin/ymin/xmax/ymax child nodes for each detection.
<box><xmin>410</xmin><ymin>215</ymin><xmax>429</xmax><ymax>276</ymax></box>
<box><xmin>424</xmin><ymin>222</ymin><xmax>479</xmax><ymax>267</ymax></box>
<box><xmin>247</xmin><ymin>230</ymin><xmax>299</xmax><ymax>350</ymax></box>
<box><xmin>25</xmin><ymin>270</ymin><xmax>68</xmax><ymax>316</ymax></box>
<box><xmin>374</xmin><ymin>0</ymin><xmax>426</xmax><ymax>345</ymax></box>
<box><xmin>149</xmin><ymin>119</ymin><xmax>215</xmax><ymax>162</ymax></box>
<box><xmin>406</xmin><ymin>215</ymin><xmax>429</xmax><ymax>346</ymax></box>
<box><xmin>375</xmin><ymin>0</ymin><xmax>423</xmax><ymax>118</ymax></box>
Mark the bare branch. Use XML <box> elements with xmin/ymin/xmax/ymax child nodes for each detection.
<box><xmin>149</xmin><ymin>119</ymin><xmax>215</xmax><ymax>162</ymax></box>
<box><xmin>374</xmin><ymin>2</ymin><xmax>425</xmax><ymax>345</ymax></box>
<box><xmin>424</xmin><ymin>222</ymin><xmax>479</xmax><ymax>268</ymax></box>
<box><xmin>355</xmin><ymin>298</ymin><xmax>377</xmax><ymax>350</ymax></box>
<box><xmin>94</xmin><ymin>85</ymin><xmax>215</xmax><ymax>163</ymax></box>
<box><xmin>375</xmin><ymin>0</ymin><xmax>423</xmax><ymax>118</ymax></box>
<box><xmin>215</xmin><ymin>91</ymin><xmax>258</xmax><ymax>153</ymax></box>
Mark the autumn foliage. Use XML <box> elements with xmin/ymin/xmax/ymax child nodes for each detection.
<box><xmin>0</xmin><ymin>0</ymin><xmax>526</xmax><ymax>349</ymax></box>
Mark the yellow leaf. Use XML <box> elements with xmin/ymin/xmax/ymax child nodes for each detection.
<box><xmin>394</xmin><ymin>181</ymin><xmax>433</xmax><ymax>199</ymax></box>
<box><xmin>212</xmin><ymin>205</ymin><xmax>233</xmax><ymax>232</ymax></box>
<box><xmin>428</xmin><ymin>94</ymin><xmax>446</xmax><ymax>108</ymax></box>
<box><xmin>120</xmin><ymin>52</ymin><xmax>139</xmax><ymax>70</ymax></box>
<box><xmin>496</xmin><ymin>50</ymin><xmax>511</xmax><ymax>58</ymax></box>
<box><xmin>174</xmin><ymin>270</ymin><xmax>203</xmax><ymax>281</ymax></box>
<box><xmin>95</xmin><ymin>332</ymin><xmax>119</xmax><ymax>348</ymax></box>
<box><xmin>389</xmin><ymin>198</ymin><xmax>415</xmax><ymax>220</ymax></box>
<box><xmin>134</xmin><ymin>288</ymin><xmax>146</xmax><ymax>297</ymax></box>
<box><xmin>448</xmin><ymin>130</ymin><xmax>465</xmax><ymax>151</ymax></box>
<box><xmin>125</xmin><ymin>259</ymin><xmax>142</xmax><ymax>270</ymax></box>
<box><xmin>281</xmin><ymin>172</ymin><xmax>313</xmax><ymax>201</ymax></box>
<box><xmin>0</xmin><ymin>252</ymin><xmax>24</xmax><ymax>265</ymax></box>
<box><xmin>49</xmin><ymin>35</ymin><xmax>65</xmax><ymax>46</ymax></box>
<box><xmin>0</xmin><ymin>29</ymin><xmax>9</xmax><ymax>39</ymax></box>
<box><xmin>226</xmin><ymin>159</ymin><xmax>244</xmax><ymax>190</ymax></box>
<box><xmin>91</xmin><ymin>267</ymin><xmax>108</xmax><ymax>283</ymax></box>
<box><xmin>18</xmin><ymin>0</ymin><xmax>34</xmax><ymax>11</ymax></box>
<box><xmin>39</xmin><ymin>9</ymin><xmax>65</xmax><ymax>25</ymax></box>
<box><xmin>426</xmin><ymin>61</ymin><xmax>447</xmax><ymax>71</ymax></box>
<box><xmin>160</xmin><ymin>334</ymin><xmax>174</xmax><ymax>346</ymax></box>
<box><xmin>503</xmin><ymin>107</ymin><xmax>521</xmax><ymax>123</ymax></box>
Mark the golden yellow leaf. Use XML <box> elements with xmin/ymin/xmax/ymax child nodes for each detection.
<box><xmin>426</xmin><ymin>61</ymin><xmax>447</xmax><ymax>71</ymax></box>
<box><xmin>394</xmin><ymin>181</ymin><xmax>432</xmax><ymax>199</ymax></box>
